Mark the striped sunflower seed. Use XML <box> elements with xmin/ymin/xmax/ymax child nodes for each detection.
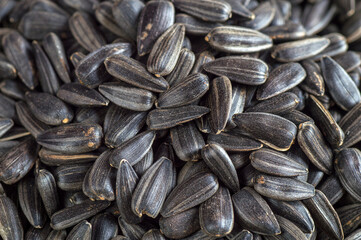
<box><xmin>0</xmin><ymin>196</ymin><xmax>23</xmax><ymax>240</ymax></box>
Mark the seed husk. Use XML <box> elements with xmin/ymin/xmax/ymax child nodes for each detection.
<box><xmin>318</xmin><ymin>174</ymin><xmax>345</xmax><ymax>205</ymax></box>
<box><xmin>0</xmin><ymin>79</ymin><xmax>26</xmax><ymax>100</ymax></box>
<box><xmin>69</xmin><ymin>11</ymin><xmax>106</xmax><ymax>52</ymax></box>
<box><xmin>191</xmin><ymin>50</ymin><xmax>215</xmax><ymax>74</ymax></box>
<box><xmin>246</xmin><ymin>92</ymin><xmax>300</xmax><ymax>115</ymax></box>
<box><xmin>303</xmin><ymin>190</ymin><xmax>344</xmax><ymax>240</ymax></box>
<box><xmin>116</xmin><ymin>159</ymin><xmax>142</xmax><ymax>224</ymax></box>
<box><xmin>299</xmin><ymin>59</ymin><xmax>325</xmax><ymax>97</ymax></box>
<box><xmin>335</xmin><ymin>51</ymin><xmax>361</xmax><ymax>72</ymax></box>
<box><xmin>267</xmin><ymin>198</ymin><xmax>315</xmax><ymax>233</ymax></box>
<box><xmin>177</xmin><ymin>160</ymin><xmax>210</xmax><ymax>185</ymax></box>
<box><xmin>161</xmin><ymin>172</ymin><xmax>219</xmax><ymax>218</ymax></box>
<box><xmin>280</xmin><ymin>110</ymin><xmax>314</xmax><ymax>127</ymax></box>
<box><xmin>99</xmin><ymin>83</ymin><xmax>156</xmax><ymax>112</ymax></box>
<box><xmin>199</xmin><ymin>186</ymin><xmax>234</xmax><ymax>237</ymax></box>
<box><xmin>156</xmin><ymin>73</ymin><xmax>209</xmax><ymax>109</ymax></box>
<box><xmin>0</xmin><ymin>118</ymin><xmax>13</xmax><ymax>138</ymax></box>
<box><xmin>133</xmin><ymin>148</ymin><xmax>154</xmax><ymax>177</ymax></box>
<box><xmin>0</xmin><ymin>60</ymin><xmax>16</xmax><ymax>80</ymax></box>
<box><xmin>147</xmin><ymin>105</ymin><xmax>210</xmax><ymax>130</ymax></box>
<box><xmin>203</xmin><ymin>56</ymin><xmax>269</xmax><ymax>86</ymax></box>
<box><xmin>2</xmin><ymin>31</ymin><xmax>37</xmax><ymax>89</ymax></box>
<box><xmin>254</xmin><ymin>174</ymin><xmax>315</xmax><ymax>201</ymax></box>
<box><xmin>57</xmin><ymin>83</ymin><xmax>110</xmax><ymax>107</ymax></box>
<box><xmin>0</xmin><ymin>137</ymin><xmax>37</xmax><ymax>185</ymax></box>
<box><xmin>173</xmin><ymin>0</ymin><xmax>232</xmax><ymax>22</ymax></box>
<box><xmin>90</xmin><ymin>213</ymin><xmax>118</xmax><ymax>240</ymax></box>
<box><xmin>110</xmin><ymin>130</ymin><xmax>155</xmax><ymax>168</ymax></box>
<box><xmin>321</xmin><ymin>56</ymin><xmax>361</xmax><ymax>111</ymax></box>
<box><xmin>206</xmin><ymin>26</ymin><xmax>273</xmax><ymax>53</ymax></box>
<box><xmin>339</xmin><ymin>103</ymin><xmax>361</xmax><ymax>148</ymax></box>
<box><xmin>308</xmin><ymin>95</ymin><xmax>344</xmax><ymax>147</ymax></box>
<box><xmin>201</xmin><ymin>144</ymin><xmax>240</xmax><ymax>192</ymax></box>
<box><xmin>307</xmin><ymin>165</ymin><xmax>325</xmax><ymax>187</ymax></box>
<box><xmin>263</xmin><ymin>215</ymin><xmax>308</xmax><ymax>240</ymax></box>
<box><xmin>112</xmin><ymin>0</ymin><xmax>144</xmax><ymax>41</ymax></box>
<box><xmin>32</xmin><ymin>40</ymin><xmax>60</xmax><ymax>95</ymax></box>
<box><xmin>250</xmin><ymin>148</ymin><xmax>308</xmax><ymax>177</ymax></box>
<box><xmin>83</xmin><ymin>150</ymin><xmax>116</xmax><ymax>201</ymax></box>
<box><xmin>337</xmin><ymin>204</ymin><xmax>361</xmax><ymax>236</ymax></box>
<box><xmin>170</xmin><ymin>121</ymin><xmax>205</xmax><ymax>161</ymax></box>
<box><xmin>36</xmin><ymin>169</ymin><xmax>59</xmax><ymax>217</ymax></box>
<box><xmin>104</xmin><ymin>105</ymin><xmax>147</xmax><ymax>148</ymax></box>
<box><xmin>42</xmin><ymin>32</ymin><xmax>71</xmax><ymax>84</ymax></box>
<box><xmin>241</xmin><ymin>1</ymin><xmax>276</xmax><ymax>30</ymax></box>
<box><xmin>166</xmin><ymin>48</ymin><xmax>195</xmax><ymax>87</ymax></box>
<box><xmin>0</xmin><ymin>196</ymin><xmax>23</xmax><ymax>240</ymax></box>
<box><xmin>137</xmin><ymin>0</ymin><xmax>175</xmax><ymax>56</ymax></box>
<box><xmin>18</xmin><ymin>177</ymin><xmax>47</xmax><ymax>228</ymax></box>
<box><xmin>132</xmin><ymin>157</ymin><xmax>174</xmax><ymax>218</ymax></box>
<box><xmin>297</xmin><ymin>121</ymin><xmax>333</xmax><ymax>174</ymax></box>
<box><xmin>117</xmin><ymin>217</ymin><xmax>146</xmax><ymax>240</ymax></box>
<box><xmin>66</xmin><ymin>220</ymin><xmax>92</xmax><ymax>240</ymax></box>
<box><xmin>54</xmin><ymin>163</ymin><xmax>92</xmax><ymax>191</ymax></box>
<box><xmin>232</xmin><ymin>187</ymin><xmax>281</xmax><ymax>235</ymax></box>
<box><xmin>105</xmin><ymin>54</ymin><xmax>169</xmax><ymax>93</ymax></box>
<box><xmin>25</xmin><ymin>91</ymin><xmax>73</xmax><ymax>126</ymax></box>
<box><xmin>147</xmin><ymin>23</ymin><xmax>185</xmax><ymax>77</ymax></box>
<box><xmin>36</xmin><ymin>123</ymin><xmax>102</xmax><ymax>154</ymax></box>
<box><xmin>256</xmin><ymin>62</ymin><xmax>306</xmax><ymax>100</ymax></box>
<box><xmin>335</xmin><ymin>148</ymin><xmax>361</xmax><ymax>202</ymax></box>
<box><xmin>51</xmin><ymin>199</ymin><xmax>111</xmax><ymax>230</ymax></box>
<box><xmin>39</xmin><ymin>148</ymin><xmax>99</xmax><ymax>166</ymax></box>
<box><xmin>159</xmin><ymin>207</ymin><xmax>200</xmax><ymax>239</ymax></box>
<box><xmin>261</xmin><ymin>22</ymin><xmax>306</xmax><ymax>41</ymax></box>
<box><xmin>311</xmin><ymin>33</ymin><xmax>348</xmax><ymax>61</ymax></box>
<box><xmin>271</xmin><ymin>37</ymin><xmax>330</xmax><ymax>62</ymax></box>
<box><xmin>207</xmin><ymin>131</ymin><xmax>263</xmax><ymax>152</ymax></box>
<box><xmin>233</xmin><ymin>112</ymin><xmax>297</xmax><ymax>151</ymax></box>
<box><xmin>175</xmin><ymin>14</ymin><xmax>222</xmax><ymax>36</ymax></box>
<box><xmin>209</xmin><ymin>76</ymin><xmax>232</xmax><ymax>134</ymax></box>
<box><xmin>76</xmin><ymin>43</ymin><xmax>133</xmax><ymax>88</ymax></box>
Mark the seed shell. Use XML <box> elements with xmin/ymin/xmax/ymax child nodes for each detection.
<box><xmin>161</xmin><ymin>172</ymin><xmax>219</xmax><ymax>218</ymax></box>
<box><xmin>146</xmin><ymin>105</ymin><xmax>210</xmax><ymax>130</ymax></box>
<box><xmin>54</xmin><ymin>163</ymin><xmax>92</xmax><ymax>191</ymax></box>
<box><xmin>199</xmin><ymin>186</ymin><xmax>234</xmax><ymax>237</ymax></box>
<box><xmin>36</xmin><ymin>169</ymin><xmax>60</xmax><ymax>217</ymax></box>
<box><xmin>232</xmin><ymin>187</ymin><xmax>281</xmax><ymax>235</ymax></box>
<box><xmin>110</xmin><ymin>131</ymin><xmax>155</xmax><ymax>168</ymax></box>
<box><xmin>303</xmin><ymin>190</ymin><xmax>344</xmax><ymax>240</ymax></box>
<box><xmin>205</xmin><ymin>26</ymin><xmax>273</xmax><ymax>53</ymax></box>
<box><xmin>147</xmin><ymin>23</ymin><xmax>185</xmax><ymax>76</ymax></box>
<box><xmin>165</xmin><ymin>48</ymin><xmax>195</xmax><ymax>87</ymax></box>
<box><xmin>0</xmin><ymin>196</ymin><xmax>23</xmax><ymax>240</ymax></box>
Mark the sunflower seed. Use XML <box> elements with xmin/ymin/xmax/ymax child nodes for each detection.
<box><xmin>339</xmin><ymin>103</ymin><xmax>361</xmax><ymax>148</ymax></box>
<box><xmin>147</xmin><ymin>105</ymin><xmax>210</xmax><ymax>130</ymax></box>
<box><xmin>2</xmin><ymin>31</ymin><xmax>37</xmax><ymax>89</ymax></box>
<box><xmin>261</xmin><ymin>22</ymin><xmax>306</xmax><ymax>41</ymax></box>
<box><xmin>0</xmin><ymin>196</ymin><xmax>23</xmax><ymax>240</ymax></box>
<box><xmin>54</xmin><ymin>163</ymin><xmax>92</xmax><ymax>191</ymax></box>
<box><xmin>156</xmin><ymin>73</ymin><xmax>209</xmax><ymax>109</ymax></box>
<box><xmin>205</xmin><ymin>26</ymin><xmax>273</xmax><ymax>53</ymax></box>
<box><xmin>199</xmin><ymin>186</ymin><xmax>234</xmax><ymax>237</ymax></box>
<box><xmin>207</xmin><ymin>131</ymin><xmax>263</xmax><ymax>152</ymax></box>
<box><xmin>132</xmin><ymin>157</ymin><xmax>174</xmax><ymax>218</ymax></box>
<box><xmin>203</xmin><ymin>56</ymin><xmax>269</xmax><ymax>86</ymax></box>
<box><xmin>303</xmin><ymin>190</ymin><xmax>344</xmax><ymax>240</ymax></box>
<box><xmin>39</xmin><ymin>148</ymin><xmax>99</xmax><ymax>166</ymax></box>
<box><xmin>299</xmin><ymin>60</ymin><xmax>325</xmax><ymax>97</ymax></box>
<box><xmin>105</xmin><ymin>54</ymin><xmax>169</xmax><ymax>93</ymax></box>
<box><xmin>69</xmin><ymin>11</ymin><xmax>106</xmax><ymax>52</ymax></box>
<box><xmin>241</xmin><ymin>1</ymin><xmax>275</xmax><ymax>30</ymax></box>
<box><xmin>0</xmin><ymin>137</ymin><xmax>37</xmax><ymax>184</ymax></box>
<box><xmin>159</xmin><ymin>207</ymin><xmax>200</xmax><ymax>239</ymax></box>
<box><xmin>173</xmin><ymin>0</ymin><xmax>232</xmax><ymax>22</ymax></box>
<box><xmin>318</xmin><ymin>175</ymin><xmax>345</xmax><ymax>205</ymax></box>
<box><xmin>147</xmin><ymin>24</ymin><xmax>185</xmax><ymax>76</ymax></box>
<box><xmin>191</xmin><ymin>50</ymin><xmax>215</xmax><ymax>74</ymax></box>
<box><xmin>112</xmin><ymin>0</ymin><xmax>144</xmax><ymax>41</ymax></box>
<box><xmin>161</xmin><ymin>172</ymin><xmax>219</xmax><ymax>217</ymax></box>
<box><xmin>90</xmin><ymin>213</ymin><xmax>118</xmax><ymax>240</ymax></box>
<box><xmin>137</xmin><ymin>0</ymin><xmax>175</xmax><ymax>56</ymax></box>
<box><xmin>36</xmin><ymin>123</ymin><xmax>103</xmax><ymax>154</ymax></box>
<box><xmin>36</xmin><ymin>169</ymin><xmax>59</xmax><ymax>217</ymax></box>
<box><xmin>110</xmin><ymin>131</ymin><xmax>155</xmax><ymax>168</ymax></box>
<box><xmin>254</xmin><ymin>174</ymin><xmax>315</xmax><ymax>201</ymax></box>
<box><xmin>263</xmin><ymin>215</ymin><xmax>308</xmax><ymax>240</ymax></box>
<box><xmin>337</xmin><ymin>204</ymin><xmax>361</xmax><ymax>236</ymax></box>
<box><xmin>165</xmin><ymin>48</ymin><xmax>195</xmax><ymax>87</ymax></box>
<box><xmin>51</xmin><ymin>199</ymin><xmax>110</xmax><ymax>230</ymax></box>
<box><xmin>256</xmin><ymin>63</ymin><xmax>306</xmax><ymax>100</ymax></box>
<box><xmin>76</xmin><ymin>43</ymin><xmax>133</xmax><ymax>88</ymax></box>
<box><xmin>232</xmin><ymin>187</ymin><xmax>281</xmax><ymax>235</ymax></box>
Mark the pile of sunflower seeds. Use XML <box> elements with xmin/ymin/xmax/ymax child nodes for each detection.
<box><xmin>1</xmin><ymin>0</ymin><xmax>361</xmax><ymax>239</ymax></box>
